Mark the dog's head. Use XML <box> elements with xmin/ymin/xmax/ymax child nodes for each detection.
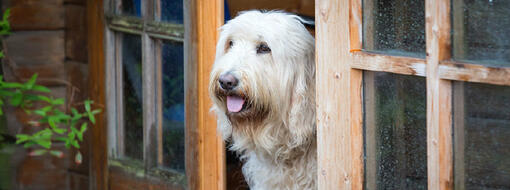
<box><xmin>209</xmin><ymin>10</ymin><xmax>315</xmax><ymax>140</ymax></box>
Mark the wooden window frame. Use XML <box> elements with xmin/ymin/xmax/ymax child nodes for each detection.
<box><xmin>316</xmin><ymin>0</ymin><xmax>510</xmax><ymax>190</ymax></box>
<box><xmin>88</xmin><ymin>0</ymin><xmax>225</xmax><ymax>189</ymax></box>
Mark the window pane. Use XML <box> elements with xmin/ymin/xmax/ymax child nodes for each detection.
<box><xmin>363</xmin><ymin>71</ymin><xmax>427</xmax><ymax>190</ymax></box>
<box><xmin>161</xmin><ymin>41</ymin><xmax>185</xmax><ymax>173</ymax></box>
<box><xmin>453</xmin><ymin>82</ymin><xmax>510</xmax><ymax>189</ymax></box>
<box><xmin>121</xmin><ymin>0</ymin><xmax>142</xmax><ymax>17</ymax></box>
<box><xmin>452</xmin><ymin>0</ymin><xmax>510</xmax><ymax>67</ymax></box>
<box><xmin>363</xmin><ymin>0</ymin><xmax>425</xmax><ymax>57</ymax></box>
<box><xmin>122</xmin><ymin>34</ymin><xmax>143</xmax><ymax>160</ymax></box>
<box><xmin>161</xmin><ymin>0</ymin><xmax>183</xmax><ymax>24</ymax></box>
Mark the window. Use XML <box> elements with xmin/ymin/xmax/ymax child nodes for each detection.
<box><xmin>316</xmin><ymin>0</ymin><xmax>510</xmax><ymax>190</ymax></box>
<box><xmin>103</xmin><ymin>0</ymin><xmax>190</xmax><ymax>189</ymax></box>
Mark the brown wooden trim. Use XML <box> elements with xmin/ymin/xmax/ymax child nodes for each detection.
<box><xmin>363</xmin><ymin>71</ymin><xmax>377</xmax><ymax>190</ymax></box>
<box><xmin>155</xmin><ymin>40</ymin><xmax>164</xmax><ymax>166</ymax></box>
<box><xmin>316</xmin><ymin>0</ymin><xmax>362</xmax><ymax>189</ymax></box>
<box><xmin>184</xmin><ymin>0</ymin><xmax>226</xmax><ymax>189</ymax></box>
<box><xmin>425</xmin><ymin>0</ymin><xmax>453</xmax><ymax>189</ymax></box>
<box><xmin>351</xmin><ymin>51</ymin><xmax>427</xmax><ymax>77</ymax></box>
<box><xmin>349</xmin><ymin>0</ymin><xmax>362</xmax><ymax>51</ymax></box>
<box><xmin>87</xmin><ymin>0</ymin><xmax>108</xmax><ymax>189</ymax></box>
<box><xmin>106</xmin><ymin>15</ymin><xmax>184</xmax><ymax>42</ymax></box>
<box><xmin>439</xmin><ymin>61</ymin><xmax>510</xmax><ymax>86</ymax></box>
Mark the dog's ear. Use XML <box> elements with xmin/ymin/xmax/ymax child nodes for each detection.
<box><xmin>287</xmin><ymin>56</ymin><xmax>316</xmax><ymax>146</ymax></box>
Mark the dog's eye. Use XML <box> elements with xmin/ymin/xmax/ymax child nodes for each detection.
<box><xmin>228</xmin><ymin>40</ymin><xmax>234</xmax><ymax>48</ymax></box>
<box><xmin>256</xmin><ymin>43</ymin><xmax>271</xmax><ymax>54</ymax></box>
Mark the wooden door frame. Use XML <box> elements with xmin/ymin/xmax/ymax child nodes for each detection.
<box><xmin>87</xmin><ymin>0</ymin><xmax>226</xmax><ymax>189</ymax></box>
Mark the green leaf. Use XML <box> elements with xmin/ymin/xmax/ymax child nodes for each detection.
<box><xmin>15</xmin><ymin>134</ymin><xmax>30</xmax><ymax>144</ymax></box>
<box><xmin>0</xmin><ymin>90</ymin><xmax>15</xmax><ymax>97</ymax></box>
<box><xmin>75</xmin><ymin>152</ymin><xmax>82</xmax><ymax>164</ymax></box>
<box><xmin>55</xmin><ymin>137</ymin><xmax>68</xmax><ymax>142</ymax></box>
<box><xmin>10</xmin><ymin>92</ymin><xmax>23</xmax><ymax>106</ymax></box>
<box><xmin>29</xmin><ymin>149</ymin><xmax>47</xmax><ymax>156</ymax></box>
<box><xmin>70</xmin><ymin>140</ymin><xmax>80</xmax><ymax>149</ymax></box>
<box><xmin>32</xmin><ymin>85</ymin><xmax>51</xmax><ymax>93</ymax></box>
<box><xmin>25</xmin><ymin>74</ymin><xmax>38</xmax><ymax>90</ymax></box>
<box><xmin>49</xmin><ymin>150</ymin><xmax>63</xmax><ymax>158</ymax></box>
<box><xmin>35</xmin><ymin>139</ymin><xmax>51</xmax><ymax>149</ymax></box>
<box><xmin>2</xmin><ymin>82</ymin><xmax>23</xmax><ymax>88</ymax></box>
<box><xmin>51</xmin><ymin>98</ymin><xmax>65</xmax><ymax>105</ymax></box>
<box><xmin>84</xmin><ymin>100</ymin><xmax>92</xmax><ymax>112</ymax></box>
<box><xmin>33</xmin><ymin>109</ymin><xmax>47</xmax><ymax>117</ymax></box>
<box><xmin>91</xmin><ymin>109</ymin><xmax>102</xmax><ymax>115</ymax></box>
<box><xmin>37</xmin><ymin>95</ymin><xmax>51</xmax><ymax>103</ymax></box>
<box><xmin>88</xmin><ymin>112</ymin><xmax>95</xmax><ymax>124</ymax></box>
<box><xmin>80</xmin><ymin>123</ymin><xmax>87</xmax><ymax>133</ymax></box>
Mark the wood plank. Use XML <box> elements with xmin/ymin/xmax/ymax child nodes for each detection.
<box><xmin>65</xmin><ymin>5</ymin><xmax>88</xmax><ymax>62</ymax></box>
<box><xmin>9</xmin><ymin>3</ymin><xmax>65</xmax><ymax>30</ymax></box>
<box><xmin>86</xmin><ymin>0</ymin><xmax>108</xmax><ymax>189</ymax></box>
<box><xmin>439</xmin><ymin>61</ymin><xmax>510</xmax><ymax>86</ymax></box>
<box><xmin>425</xmin><ymin>0</ymin><xmax>453</xmax><ymax>189</ymax></box>
<box><xmin>185</xmin><ymin>0</ymin><xmax>226</xmax><ymax>189</ymax></box>
<box><xmin>105</xmin><ymin>27</ymin><xmax>118</xmax><ymax>158</ymax></box>
<box><xmin>316</xmin><ymin>0</ymin><xmax>362</xmax><ymax>189</ymax></box>
<box><xmin>4</xmin><ymin>31</ymin><xmax>65</xmax><ymax>66</ymax></box>
<box><xmin>142</xmin><ymin>32</ymin><xmax>158</xmax><ymax>169</ymax></box>
<box><xmin>351</xmin><ymin>51</ymin><xmax>427</xmax><ymax>76</ymax></box>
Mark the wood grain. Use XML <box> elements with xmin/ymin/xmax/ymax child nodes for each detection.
<box><xmin>9</xmin><ymin>3</ymin><xmax>65</xmax><ymax>30</ymax></box>
<box><xmin>87</xmin><ymin>0</ymin><xmax>108</xmax><ymax>189</ymax></box>
<box><xmin>453</xmin><ymin>82</ymin><xmax>465</xmax><ymax>190</ymax></box>
<box><xmin>425</xmin><ymin>0</ymin><xmax>453</xmax><ymax>189</ymax></box>
<box><xmin>185</xmin><ymin>0</ymin><xmax>226</xmax><ymax>189</ymax></box>
<box><xmin>351</xmin><ymin>51</ymin><xmax>427</xmax><ymax>77</ymax></box>
<box><xmin>4</xmin><ymin>31</ymin><xmax>65</xmax><ymax>66</ymax></box>
<box><xmin>316</xmin><ymin>0</ymin><xmax>362</xmax><ymax>189</ymax></box>
<box><xmin>439</xmin><ymin>61</ymin><xmax>510</xmax><ymax>86</ymax></box>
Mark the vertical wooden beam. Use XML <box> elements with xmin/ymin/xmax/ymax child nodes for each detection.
<box><xmin>87</xmin><ymin>0</ymin><xmax>108</xmax><ymax>189</ymax></box>
<box><xmin>425</xmin><ymin>0</ymin><xmax>453</xmax><ymax>189</ymax></box>
<box><xmin>317</xmin><ymin>0</ymin><xmax>363</xmax><ymax>189</ymax></box>
<box><xmin>363</xmin><ymin>71</ymin><xmax>377</xmax><ymax>190</ymax></box>
<box><xmin>184</xmin><ymin>0</ymin><xmax>226</xmax><ymax>189</ymax></box>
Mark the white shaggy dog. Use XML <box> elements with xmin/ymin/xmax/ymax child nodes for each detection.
<box><xmin>209</xmin><ymin>10</ymin><xmax>316</xmax><ymax>190</ymax></box>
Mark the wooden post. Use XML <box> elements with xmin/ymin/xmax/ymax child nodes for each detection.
<box><xmin>316</xmin><ymin>0</ymin><xmax>363</xmax><ymax>189</ymax></box>
<box><xmin>425</xmin><ymin>0</ymin><xmax>453</xmax><ymax>189</ymax></box>
<box><xmin>184</xmin><ymin>0</ymin><xmax>226</xmax><ymax>189</ymax></box>
<box><xmin>87</xmin><ymin>0</ymin><xmax>108</xmax><ymax>189</ymax></box>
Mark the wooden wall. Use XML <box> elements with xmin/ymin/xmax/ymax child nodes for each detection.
<box><xmin>1</xmin><ymin>0</ymin><xmax>89</xmax><ymax>189</ymax></box>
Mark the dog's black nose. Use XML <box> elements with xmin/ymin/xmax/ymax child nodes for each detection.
<box><xmin>219</xmin><ymin>73</ymin><xmax>238</xmax><ymax>90</ymax></box>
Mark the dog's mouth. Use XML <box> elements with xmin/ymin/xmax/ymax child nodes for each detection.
<box><xmin>226</xmin><ymin>95</ymin><xmax>246</xmax><ymax>113</ymax></box>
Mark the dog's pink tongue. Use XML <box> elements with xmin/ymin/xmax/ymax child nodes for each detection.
<box><xmin>227</xmin><ymin>96</ymin><xmax>245</xmax><ymax>113</ymax></box>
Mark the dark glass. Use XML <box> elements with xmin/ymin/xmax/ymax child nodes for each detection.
<box><xmin>363</xmin><ymin>71</ymin><xmax>427</xmax><ymax>190</ymax></box>
<box><xmin>121</xmin><ymin>0</ymin><xmax>142</xmax><ymax>17</ymax></box>
<box><xmin>453</xmin><ymin>82</ymin><xmax>510</xmax><ymax>189</ymax></box>
<box><xmin>363</xmin><ymin>0</ymin><xmax>425</xmax><ymax>57</ymax></box>
<box><xmin>161</xmin><ymin>0</ymin><xmax>183</xmax><ymax>24</ymax></box>
<box><xmin>161</xmin><ymin>41</ymin><xmax>185</xmax><ymax>173</ymax></box>
<box><xmin>122</xmin><ymin>34</ymin><xmax>143</xmax><ymax>160</ymax></box>
<box><xmin>452</xmin><ymin>0</ymin><xmax>510</xmax><ymax>67</ymax></box>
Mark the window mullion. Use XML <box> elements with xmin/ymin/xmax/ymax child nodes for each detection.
<box><xmin>142</xmin><ymin>32</ymin><xmax>157</xmax><ymax>168</ymax></box>
<box><xmin>425</xmin><ymin>0</ymin><xmax>453</xmax><ymax>189</ymax></box>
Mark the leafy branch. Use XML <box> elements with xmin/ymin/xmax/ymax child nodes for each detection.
<box><xmin>0</xmin><ymin>9</ymin><xmax>101</xmax><ymax>164</ymax></box>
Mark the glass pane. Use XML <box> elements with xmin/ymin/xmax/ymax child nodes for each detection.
<box><xmin>121</xmin><ymin>0</ymin><xmax>142</xmax><ymax>17</ymax></box>
<box><xmin>453</xmin><ymin>82</ymin><xmax>510</xmax><ymax>189</ymax></box>
<box><xmin>363</xmin><ymin>71</ymin><xmax>427</xmax><ymax>190</ymax></box>
<box><xmin>122</xmin><ymin>34</ymin><xmax>143</xmax><ymax>160</ymax></box>
<box><xmin>161</xmin><ymin>41</ymin><xmax>185</xmax><ymax>173</ymax></box>
<box><xmin>363</xmin><ymin>0</ymin><xmax>425</xmax><ymax>57</ymax></box>
<box><xmin>160</xmin><ymin>0</ymin><xmax>183</xmax><ymax>24</ymax></box>
<box><xmin>452</xmin><ymin>0</ymin><xmax>510</xmax><ymax>67</ymax></box>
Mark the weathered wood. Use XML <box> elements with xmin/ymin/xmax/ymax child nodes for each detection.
<box><xmin>109</xmin><ymin>165</ymin><xmax>184</xmax><ymax>190</ymax></box>
<box><xmin>351</xmin><ymin>51</ymin><xmax>427</xmax><ymax>76</ymax></box>
<box><xmin>66</xmin><ymin>5</ymin><xmax>88</xmax><ymax>62</ymax></box>
<box><xmin>106</xmin><ymin>15</ymin><xmax>184</xmax><ymax>42</ymax></box>
<box><xmin>9</xmin><ymin>3</ymin><xmax>64</xmax><ymax>30</ymax></box>
<box><xmin>142</xmin><ymin>32</ymin><xmax>158</xmax><ymax>169</ymax></box>
<box><xmin>363</xmin><ymin>71</ymin><xmax>377</xmax><ymax>190</ymax></box>
<box><xmin>87</xmin><ymin>0</ymin><xmax>108</xmax><ymax>189</ymax></box>
<box><xmin>4</xmin><ymin>31</ymin><xmax>65</xmax><ymax>66</ymax></box>
<box><xmin>439</xmin><ymin>61</ymin><xmax>510</xmax><ymax>86</ymax></box>
<box><xmin>185</xmin><ymin>0</ymin><xmax>226</xmax><ymax>189</ymax></box>
<box><xmin>316</xmin><ymin>0</ymin><xmax>361</xmax><ymax>189</ymax></box>
<box><xmin>7</xmin><ymin>0</ymin><xmax>62</xmax><ymax>6</ymax></box>
<box><xmin>425</xmin><ymin>0</ymin><xmax>453</xmax><ymax>189</ymax></box>
<box><xmin>226</xmin><ymin>0</ymin><xmax>314</xmax><ymax>17</ymax></box>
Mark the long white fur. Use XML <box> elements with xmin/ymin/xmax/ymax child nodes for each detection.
<box><xmin>209</xmin><ymin>10</ymin><xmax>316</xmax><ymax>190</ymax></box>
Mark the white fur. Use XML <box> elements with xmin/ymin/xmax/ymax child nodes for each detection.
<box><xmin>209</xmin><ymin>10</ymin><xmax>316</xmax><ymax>190</ymax></box>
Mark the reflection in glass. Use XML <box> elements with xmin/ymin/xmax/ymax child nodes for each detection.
<box><xmin>363</xmin><ymin>71</ymin><xmax>427</xmax><ymax>190</ymax></box>
<box><xmin>454</xmin><ymin>82</ymin><xmax>510</xmax><ymax>189</ymax></box>
<box><xmin>363</xmin><ymin>0</ymin><xmax>425</xmax><ymax>57</ymax></box>
<box><xmin>121</xmin><ymin>0</ymin><xmax>142</xmax><ymax>17</ymax></box>
<box><xmin>161</xmin><ymin>0</ymin><xmax>183</xmax><ymax>24</ymax></box>
<box><xmin>161</xmin><ymin>41</ymin><xmax>185</xmax><ymax>172</ymax></box>
<box><xmin>122</xmin><ymin>34</ymin><xmax>143</xmax><ymax>160</ymax></box>
<box><xmin>452</xmin><ymin>0</ymin><xmax>510</xmax><ymax>67</ymax></box>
